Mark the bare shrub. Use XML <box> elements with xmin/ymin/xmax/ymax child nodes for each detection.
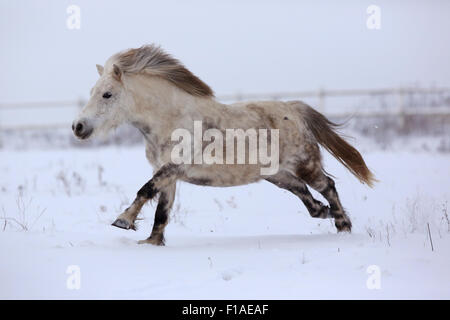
<box><xmin>1</xmin><ymin>195</ymin><xmax>46</xmax><ymax>231</ymax></box>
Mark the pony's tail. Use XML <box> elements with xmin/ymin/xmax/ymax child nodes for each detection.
<box><xmin>303</xmin><ymin>105</ymin><xmax>377</xmax><ymax>187</ymax></box>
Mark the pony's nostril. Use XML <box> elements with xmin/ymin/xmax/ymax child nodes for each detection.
<box><xmin>73</xmin><ymin>120</ymin><xmax>92</xmax><ymax>139</ymax></box>
<box><xmin>75</xmin><ymin>123</ymin><xmax>83</xmax><ymax>133</ymax></box>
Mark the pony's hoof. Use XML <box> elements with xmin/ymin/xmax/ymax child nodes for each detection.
<box><xmin>111</xmin><ymin>218</ymin><xmax>136</xmax><ymax>230</ymax></box>
<box><xmin>137</xmin><ymin>237</ymin><xmax>165</xmax><ymax>246</ymax></box>
<box><xmin>336</xmin><ymin>219</ymin><xmax>352</xmax><ymax>233</ymax></box>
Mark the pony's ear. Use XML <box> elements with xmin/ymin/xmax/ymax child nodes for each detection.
<box><xmin>96</xmin><ymin>64</ymin><xmax>104</xmax><ymax>76</ymax></box>
<box><xmin>112</xmin><ymin>64</ymin><xmax>122</xmax><ymax>81</ymax></box>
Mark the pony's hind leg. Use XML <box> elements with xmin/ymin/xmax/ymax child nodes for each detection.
<box><xmin>305</xmin><ymin>172</ymin><xmax>352</xmax><ymax>232</ymax></box>
<box><xmin>294</xmin><ymin>144</ymin><xmax>352</xmax><ymax>232</ymax></box>
<box><xmin>137</xmin><ymin>183</ymin><xmax>176</xmax><ymax>246</ymax></box>
<box><xmin>266</xmin><ymin>171</ymin><xmax>332</xmax><ymax>219</ymax></box>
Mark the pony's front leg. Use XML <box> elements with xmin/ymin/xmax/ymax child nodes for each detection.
<box><xmin>137</xmin><ymin>183</ymin><xmax>176</xmax><ymax>246</ymax></box>
<box><xmin>111</xmin><ymin>195</ymin><xmax>146</xmax><ymax>230</ymax></box>
<box><xmin>111</xmin><ymin>164</ymin><xmax>183</xmax><ymax>231</ymax></box>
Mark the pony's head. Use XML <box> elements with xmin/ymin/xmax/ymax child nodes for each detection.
<box><xmin>72</xmin><ymin>44</ymin><xmax>214</xmax><ymax>140</ymax></box>
<box><xmin>72</xmin><ymin>62</ymin><xmax>131</xmax><ymax>140</ymax></box>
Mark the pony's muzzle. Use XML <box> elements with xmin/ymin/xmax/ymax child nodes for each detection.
<box><xmin>72</xmin><ymin>119</ymin><xmax>93</xmax><ymax>139</ymax></box>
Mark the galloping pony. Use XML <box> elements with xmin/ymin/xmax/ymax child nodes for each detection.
<box><xmin>72</xmin><ymin>45</ymin><xmax>375</xmax><ymax>245</ymax></box>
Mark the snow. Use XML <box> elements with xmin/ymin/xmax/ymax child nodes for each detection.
<box><xmin>0</xmin><ymin>143</ymin><xmax>449</xmax><ymax>299</ymax></box>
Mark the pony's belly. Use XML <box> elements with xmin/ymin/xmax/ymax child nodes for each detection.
<box><xmin>182</xmin><ymin>164</ymin><xmax>262</xmax><ymax>187</ymax></box>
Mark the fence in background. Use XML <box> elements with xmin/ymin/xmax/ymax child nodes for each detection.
<box><xmin>1</xmin><ymin>87</ymin><xmax>450</xmax><ymax>130</ymax></box>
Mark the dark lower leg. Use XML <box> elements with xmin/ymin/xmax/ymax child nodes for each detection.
<box><xmin>138</xmin><ymin>184</ymin><xmax>176</xmax><ymax>246</ymax></box>
<box><xmin>266</xmin><ymin>171</ymin><xmax>332</xmax><ymax>219</ymax></box>
<box><xmin>290</xmin><ymin>182</ymin><xmax>332</xmax><ymax>219</ymax></box>
<box><xmin>309</xmin><ymin>175</ymin><xmax>352</xmax><ymax>232</ymax></box>
<box><xmin>111</xmin><ymin>196</ymin><xmax>147</xmax><ymax>230</ymax></box>
<box><xmin>112</xmin><ymin>164</ymin><xmax>182</xmax><ymax>230</ymax></box>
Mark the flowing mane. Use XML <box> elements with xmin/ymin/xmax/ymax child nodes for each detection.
<box><xmin>113</xmin><ymin>44</ymin><xmax>214</xmax><ymax>97</ymax></box>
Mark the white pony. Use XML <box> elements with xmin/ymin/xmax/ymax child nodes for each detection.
<box><xmin>73</xmin><ymin>45</ymin><xmax>375</xmax><ymax>245</ymax></box>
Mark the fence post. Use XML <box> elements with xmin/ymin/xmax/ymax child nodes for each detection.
<box><xmin>317</xmin><ymin>88</ymin><xmax>325</xmax><ymax>113</ymax></box>
<box><xmin>396</xmin><ymin>87</ymin><xmax>407</xmax><ymax>133</ymax></box>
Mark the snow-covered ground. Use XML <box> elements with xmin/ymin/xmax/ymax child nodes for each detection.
<box><xmin>0</xmin><ymin>142</ymin><xmax>449</xmax><ymax>299</ymax></box>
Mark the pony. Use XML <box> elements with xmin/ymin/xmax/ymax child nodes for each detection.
<box><xmin>72</xmin><ymin>44</ymin><xmax>376</xmax><ymax>245</ymax></box>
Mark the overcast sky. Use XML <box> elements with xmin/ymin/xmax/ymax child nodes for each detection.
<box><xmin>1</xmin><ymin>0</ymin><xmax>449</xmax><ymax>103</ymax></box>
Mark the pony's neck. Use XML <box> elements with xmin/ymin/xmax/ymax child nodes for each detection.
<box><xmin>126</xmin><ymin>74</ymin><xmax>222</xmax><ymax>128</ymax></box>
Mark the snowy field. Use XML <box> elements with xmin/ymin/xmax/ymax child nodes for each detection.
<box><xmin>0</xmin><ymin>141</ymin><xmax>449</xmax><ymax>299</ymax></box>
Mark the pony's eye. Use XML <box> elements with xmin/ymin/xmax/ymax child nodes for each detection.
<box><xmin>102</xmin><ymin>92</ymin><xmax>112</xmax><ymax>99</ymax></box>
